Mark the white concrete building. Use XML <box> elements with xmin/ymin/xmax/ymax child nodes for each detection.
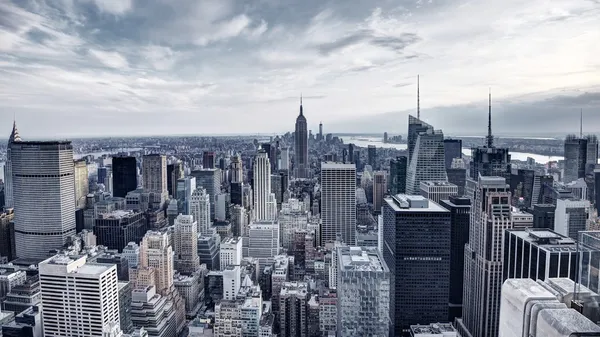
<box><xmin>220</xmin><ymin>237</ymin><xmax>243</xmax><ymax>270</ymax></box>
<box><xmin>321</xmin><ymin>162</ymin><xmax>357</xmax><ymax>245</ymax></box>
<box><xmin>555</xmin><ymin>198</ymin><xmax>590</xmax><ymax>239</ymax></box>
<box><xmin>419</xmin><ymin>181</ymin><xmax>458</xmax><ymax>204</ymax></box>
<box><xmin>245</xmin><ymin>221</ymin><xmax>280</xmax><ymax>259</ymax></box>
<box><xmin>190</xmin><ymin>187</ymin><xmax>212</xmax><ymax>236</ymax></box>
<box><xmin>223</xmin><ymin>265</ymin><xmax>241</xmax><ymax>301</ymax></box>
<box><xmin>174</xmin><ymin>214</ymin><xmax>200</xmax><ymax>274</ymax></box>
<box><xmin>39</xmin><ymin>255</ymin><xmax>120</xmax><ymax>336</ymax></box>
<box><xmin>253</xmin><ymin>149</ymin><xmax>277</xmax><ymax>222</ymax></box>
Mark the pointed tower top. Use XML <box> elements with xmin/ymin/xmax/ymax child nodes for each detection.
<box><xmin>417</xmin><ymin>75</ymin><xmax>420</xmax><ymax>120</ymax></box>
<box><xmin>486</xmin><ymin>88</ymin><xmax>493</xmax><ymax>148</ymax></box>
<box><xmin>300</xmin><ymin>93</ymin><xmax>303</xmax><ymax>116</ymax></box>
<box><xmin>9</xmin><ymin>119</ymin><xmax>22</xmax><ymax>144</ymax></box>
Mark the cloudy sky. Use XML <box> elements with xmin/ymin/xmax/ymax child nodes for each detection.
<box><xmin>1</xmin><ymin>0</ymin><xmax>599</xmax><ymax>138</ymax></box>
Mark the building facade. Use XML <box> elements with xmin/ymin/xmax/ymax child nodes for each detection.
<box><xmin>321</xmin><ymin>163</ymin><xmax>356</xmax><ymax>245</ymax></box>
<box><xmin>294</xmin><ymin>98</ymin><xmax>309</xmax><ymax>179</ymax></box>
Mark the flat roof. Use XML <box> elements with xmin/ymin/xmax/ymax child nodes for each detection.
<box><xmin>339</xmin><ymin>247</ymin><xmax>386</xmax><ymax>272</ymax></box>
<box><xmin>320</xmin><ymin>162</ymin><xmax>356</xmax><ymax>169</ymax></box>
<box><xmin>385</xmin><ymin>195</ymin><xmax>449</xmax><ymax>213</ymax></box>
<box><xmin>420</xmin><ymin>181</ymin><xmax>457</xmax><ymax>187</ymax></box>
<box><xmin>508</xmin><ymin>229</ymin><xmax>577</xmax><ymax>251</ymax></box>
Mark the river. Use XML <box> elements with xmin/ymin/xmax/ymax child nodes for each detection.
<box><xmin>340</xmin><ymin>136</ymin><xmax>564</xmax><ymax>164</ymax></box>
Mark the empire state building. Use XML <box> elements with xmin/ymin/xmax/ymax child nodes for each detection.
<box><xmin>294</xmin><ymin>97</ymin><xmax>309</xmax><ymax>178</ymax></box>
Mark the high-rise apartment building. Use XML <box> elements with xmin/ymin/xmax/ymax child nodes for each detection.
<box><xmin>389</xmin><ymin>156</ymin><xmax>407</xmax><ymax>195</ymax></box>
<box><xmin>294</xmin><ymin>98</ymin><xmax>309</xmax><ymax>179</ymax></box>
<box><xmin>405</xmin><ymin>116</ymin><xmax>448</xmax><ymax>195</ymax></box>
<box><xmin>321</xmin><ymin>163</ymin><xmax>356</xmax><ymax>245</ymax></box>
<box><xmin>74</xmin><ymin>159</ymin><xmax>89</xmax><ymax>209</ymax></box>
<box><xmin>112</xmin><ymin>156</ymin><xmax>137</xmax><ymax>198</ymax></box>
<box><xmin>253</xmin><ymin>149</ymin><xmax>277</xmax><ymax>222</ymax></box>
<box><xmin>142</xmin><ymin>154</ymin><xmax>167</xmax><ymax>194</ymax></box>
<box><xmin>554</xmin><ymin>198</ymin><xmax>590</xmax><ymax>239</ymax></box>
<box><xmin>190</xmin><ymin>187</ymin><xmax>211</xmax><ymax>236</ymax></box>
<box><xmin>439</xmin><ymin>196</ymin><xmax>471</xmax><ymax>321</ymax></box>
<box><xmin>444</xmin><ymin>139</ymin><xmax>462</xmax><ymax>169</ymax></box>
<box><xmin>94</xmin><ymin>210</ymin><xmax>146</xmax><ymax>252</ymax></box>
<box><xmin>191</xmin><ymin>169</ymin><xmax>220</xmax><ymax>220</ymax></box>
<box><xmin>279</xmin><ymin>282</ymin><xmax>309</xmax><ymax>337</ymax></box>
<box><xmin>12</xmin><ymin>141</ymin><xmax>76</xmax><ymax>260</ymax></box>
<box><xmin>373</xmin><ymin>171</ymin><xmax>387</xmax><ymax>213</ymax></box>
<box><xmin>420</xmin><ymin>181</ymin><xmax>458</xmax><ymax>204</ymax></box>
<box><xmin>382</xmin><ymin>194</ymin><xmax>451</xmax><ymax>336</ymax></box>
<box><xmin>458</xmin><ymin>176</ymin><xmax>512</xmax><ymax>337</ymax></box>
<box><xmin>220</xmin><ymin>237</ymin><xmax>243</xmax><ymax>270</ymax></box>
<box><xmin>174</xmin><ymin>214</ymin><xmax>200</xmax><ymax>275</ymax></box>
<box><xmin>39</xmin><ymin>255</ymin><xmax>119</xmax><ymax>337</ymax></box>
<box><xmin>336</xmin><ymin>246</ymin><xmax>390</xmax><ymax>337</ymax></box>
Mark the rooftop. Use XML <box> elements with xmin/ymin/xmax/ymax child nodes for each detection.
<box><xmin>420</xmin><ymin>181</ymin><xmax>458</xmax><ymax>187</ymax></box>
<box><xmin>339</xmin><ymin>246</ymin><xmax>387</xmax><ymax>273</ymax></box>
<box><xmin>386</xmin><ymin>194</ymin><xmax>449</xmax><ymax>213</ymax></box>
<box><xmin>98</xmin><ymin>210</ymin><xmax>135</xmax><ymax>219</ymax></box>
<box><xmin>321</xmin><ymin>162</ymin><xmax>356</xmax><ymax>170</ymax></box>
<box><xmin>410</xmin><ymin>323</ymin><xmax>456</xmax><ymax>335</ymax></box>
<box><xmin>508</xmin><ymin>229</ymin><xmax>578</xmax><ymax>252</ymax></box>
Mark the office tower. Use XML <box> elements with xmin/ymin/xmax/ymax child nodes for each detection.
<box><xmin>136</xmin><ymin>231</ymin><xmax>174</xmax><ymax>293</ymax></box>
<box><xmin>439</xmin><ymin>196</ymin><xmax>471</xmax><ymax>321</ymax></box>
<box><xmin>458</xmin><ymin>176</ymin><xmax>511</xmax><ymax>337</ymax></box>
<box><xmin>595</xmin><ymin>168</ymin><xmax>600</xmax><ymax>214</ymax></box>
<box><xmin>176</xmin><ymin>177</ymin><xmax>196</xmax><ymax>214</ymax></box>
<box><xmin>214</xmin><ymin>193</ymin><xmax>228</xmax><ymax>221</ymax></box>
<box><xmin>503</xmin><ymin>229</ymin><xmax>577</xmax><ymax>282</ymax></box>
<box><xmin>468</xmin><ymin>94</ymin><xmax>511</xmax><ymax>184</ymax></box>
<box><xmin>230</xmin><ymin>154</ymin><xmax>243</xmax><ymax>183</ymax></box>
<box><xmin>554</xmin><ymin>198</ymin><xmax>590</xmax><ymax>239</ymax></box>
<box><xmin>39</xmin><ymin>255</ymin><xmax>119</xmax><ymax>336</ymax></box>
<box><xmin>3</xmin><ymin>121</ymin><xmax>21</xmax><ymax>210</ymax></box>
<box><xmin>319</xmin><ymin>121</ymin><xmax>323</xmax><ymax>141</ymax></box>
<box><xmin>1</xmin><ymin>306</ymin><xmax>43</xmax><ymax>337</ymax></box>
<box><xmin>280</xmin><ymin>148</ymin><xmax>290</xmax><ymax>171</ymax></box>
<box><xmin>130</xmin><ymin>286</ymin><xmax>178</xmax><ymax>337</ymax></box>
<box><xmin>222</xmin><ymin>265</ymin><xmax>242</xmax><ymax>301</ymax></box>
<box><xmin>307</xmin><ymin>296</ymin><xmax>320</xmax><ymax>337</ymax></box>
<box><xmin>122</xmin><ymin>242</ymin><xmax>140</xmax><ymax>268</ymax></box>
<box><xmin>97</xmin><ymin>166</ymin><xmax>108</xmax><ymax>185</ymax></box>
<box><xmin>586</xmin><ymin>135</ymin><xmax>599</xmax><ymax>168</ymax></box>
<box><xmin>117</xmin><ymin>282</ymin><xmax>133</xmax><ymax>334</ymax></box>
<box><xmin>112</xmin><ymin>156</ymin><xmax>138</xmax><ymax>198</ymax></box>
<box><xmin>246</xmin><ymin>221</ymin><xmax>280</xmax><ymax>260</ymax></box>
<box><xmin>321</xmin><ymin>163</ymin><xmax>357</xmax><ymax>245</ymax></box>
<box><xmin>389</xmin><ymin>156</ymin><xmax>408</xmax><ymax>195</ymax></box>
<box><xmin>203</xmin><ymin>151</ymin><xmax>216</xmax><ymax>169</ymax></box>
<box><xmin>167</xmin><ymin>162</ymin><xmax>183</xmax><ymax>198</ymax></box>
<box><xmin>279</xmin><ymin>199</ymin><xmax>309</xmax><ymax>251</ymax></box>
<box><xmin>174</xmin><ymin>272</ymin><xmax>202</xmax><ymax>317</ymax></box>
<box><xmin>372</xmin><ymin>171</ymin><xmax>387</xmax><ymax>213</ymax></box>
<box><xmin>530</xmin><ymin>204</ymin><xmax>555</xmax><ymax>229</ymax></box>
<box><xmin>279</xmin><ymin>282</ymin><xmax>309</xmax><ymax>337</ymax></box>
<box><xmin>444</xmin><ymin>139</ymin><xmax>462</xmax><ymax>169</ymax></box>
<box><xmin>190</xmin><ymin>187</ymin><xmax>211</xmax><ymax>236</ymax></box>
<box><xmin>336</xmin><ymin>246</ymin><xmax>390</xmax><ymax>337</ymax></box>
<box><xmin>95</xmin><ymin>253</ymin><xmax>130</xmax><ymax>281</ymax></box>
<box><xmin>367</xmin><ymin>145</ymin><xmax>377</xmax><ymax>168</ymax></box>
<box><xmin>231</xmin><ymin>182</ymin><xmax>244</xmax><ymax>207</ymax></box>
<box><xmin>0</xmin><ymin>210</ymin><xmax>15</xmax><ymax>261</ymax></box>
<box><xmin>407</xmin><ymin>115</ymin><xmax>432</xmax><ymax>165</ymax></box>
<box><xmin>74</xmin><ymin>159</ymin><xmax>89</xmax><ymax>209</ymax></box>
<box><xmin>347</xmin><ymin>143</ymin><xmax>355</xmax><ymax>164</ymax></box>
<box><xmin>197</xmin><ymin>233</ymin><xmax>220</xmax><ymax>270</ymax></box>
<box><xmin>191</xmin><ymin>169</ymin><xmax>220</xmax><ymax>220</ymax></box>
<box><xmin>564</xmin><ymin>134</ymin><xmax>588</xmax><ymax>183</ymax></box>
<box><xmin>174</xmin><ymin>214</ymin><xmax>200</xmax><ymax>275</ymax></box>
<box><xmin>12</xmin><ymin>140</ymin><xmax>76</xmax><ymax>259</ymax></box>
<box><xmin>294</xmin><ymin>97</ymin><xmax>309</xmax><ymax>179</ymax></box>
<box><xmin>420</xmin><ymin>181</ymin><xmax>458</xmax><ymax>204</ymax></box>
<box><xmin>498</xmin><ymin>278</ymin><xmax>600</xmax><ymax>337</ymax></box>
<box><xmin>446</xmin><ymin>167</ymin><xmax>467</xmax><ymax>196</ymax></box>
<box><xmin>382</xmin><ymin>195</ymin><xmax>450</xmax><ymax>335</ymax></box>
<box><xmin>94</xmin><ymin>210</ymin><xmax>146</xmax><ymax>252</ymax></box>
<box><xmin>220</xmin><ymin>237</ymin><xmax>243</xmax><ymax>270</ymax></box>
<box><xmin>142</xmin><ymin>154</ymin><xmax>167</xmax><ymax>195</ymax></box>
<box><xmin>319</xmin><ymin>291</ymin><xmax>337</xmax><ymax>335</ymax></box>
<box><xmin>253</xmin><ymin>149</ymin><xmax>277</xmax><ymax>222</ymax></box>
<box><xmin>509</xmin><ymin>168</ymin><xmax>535</xmax><ymax>208</ymax></box>
<box><xmin>406</xmin><ymin>116</ymin><xmax>448</xmax><ymax>194</ymax></box>
<box><xmin>271</xmin><ymin>174</ymin><xmax>283</xmax><ymax>207</ymax></box>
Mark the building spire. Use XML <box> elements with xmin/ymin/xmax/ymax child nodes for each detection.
<box><xmin>9</xmin><ymin>116</ymin><xmax>21</xmax><ymax>143</ymax></box>
<box><xmin>300</xmin><ymin>93</ymin><xmax>303</xmax><ymax>116</ymax></box>
<box><xmin>486</xmin><ymin>88</ymin><xmax>493</xmax><ymax>148</ymax></box>
<box><xmin>417</xmin><ymin>75</ymin><xmax>420</xmax><ymax>120</ymax></box>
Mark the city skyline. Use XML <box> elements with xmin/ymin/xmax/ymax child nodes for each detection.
<box><xmin>1</xmin><ymin>0</ymin><xmax>599</xmax><ymax>137</ymax></box>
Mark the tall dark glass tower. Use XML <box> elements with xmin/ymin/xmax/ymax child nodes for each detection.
<box><xmin>444</xmin><ymin>139</ymin><xmax>462</xmax><ymax>169</ymax></box>
<box><xmin>389</xmin><ymin>156</ymin><xmax>407</xmax><ymax>195</ymax></box>
<box><xmin>294</xmin><ymin>96</ymin><xmax>309</xmax><ymax>178</ymax></box>
<box><xmin>112</xmin><ymin>156</ymin><xmax>138</xmax><ymax>198</ymax></box>
<box><xmin>564</xmin><ymin>134</ymin><xmax>588</xmax><ymax>184</ymax></box>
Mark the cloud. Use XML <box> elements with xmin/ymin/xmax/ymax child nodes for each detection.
<box><xmin>89</xmin><ymin>49</ymin><xmax>128</xmax><ymax>69</ymax></box>
<box><xmin>90</xmin><ymin>0</ymin><xmax>133</xmax><ymax>15</ymax></box>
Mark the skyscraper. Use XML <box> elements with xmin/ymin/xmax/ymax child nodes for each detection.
<box><xmin>468</xmin><ymin>92</ymin><xmax>511</xmax><ymax>185</ymax></box>
<box><xmin>253</xmin><ymin>149</ymin><xmax>277</xmax><ymax>222</ymax></box>
<box><xmin>554</xmin><ymin>198</ymin><xmax>590</xmax><ymax>239</ymax></box>
<box><xmin>564</xmin><ymin>134</ymin><xmax>588</xmax><ymax>183</ymax></box>
<box><xmin>12</xmin><ymin>141</ymin><xmax>76</xmax><ymax>259</ymax></box>
<box><xmin>458</xmin><ymin>176</ymin><xmax>512</xmax><ymax>337</ymax></box>
<box><xmin>367</xmin><ymin>145</ymin><xmax>377</xmax><ymax>168</ymax></box>
<box><xmin>406</xmin><ymin>116</ymin><xmax>447</xmax><ymax>194</ymax></box>
<box><xmin>39</xmin><ymin>255</ymin><xmax>120</xmax><ymax>336</ymax></box>
<box><xmin>173</xmin><ymin>214</ymin><xmax>200</xmax><ymax>275</ymax></box>
<box><xmin>94</xmin><ymin>210</ymin><xmax>146</xmax><ymax>252</ymax></box>
<box><xmin>142</xmin><ymin>154</ymin><xmax>167</xmax><ymax>194</ymax></box>
<box><xmin>73</xmin><ymin>159</ymin><xmax>89</xmax><ymax>209</ymax></box>
<box><xmin>191</xmin><ymin>168</ymin><xmax>220</xmax><ymax>220</ymax></box>
<box><xmin>112</xmin><ymin>156</ymin><xmax>137</xmax><ymax>198</ymax></box>
<box><xmin>372</xmin><ymin>171</ymin><xmax>387</xmax><ymax>213</ymax></box>
<box><xmin>321</xmin><ymin>163</ymin><xmax>357</xmax><ymax>245</ymax></box>
<box><xmin>444</xmin><ymin>139</ymin><xmax>462</xmax><ymax>170</ymax></box>
<box><xmin>294</xmin><ymin>97</ymin><xmax>309</xmax><ymax>179</ymax></box>
<box><xmin>190</xmin><ymin>187</ymin><xmax>211</xmax><ymax>236</ymax></box>
<box><xmin>230</xmin><ymin>154</ymin><xmax>243</xmax><ymax>183</ymax></box>
<box><xmin>439</xmin><ymin>196</ymin><xmax>471</xmax><ymax>321</ymax></box>
<box><xmin>279</xmin><ymin>282</ymin><xmax>309</xmax><ymax>337</ymax></box>
<box><xmin>389</xmin><ymin>156</ymin><xmax>407</xmax><ymax>195</ymax></box>
<box><xmin>203</xmin><ymin>151</ymin><xmax>216</xmax><ymax>169</ymax></box>
<box><xmin>420</xmin><ymin>181</ymin><xmax>458</xmax><ymax>204</ymax></box>
<box><xmin>347</xmin><ymin>143</ymin><xmax>355</xmax><ymax>164</ymax></box>
<box><xmin>3</xmin><ymin>120</ymin><xmax>21</xmax><ymax>209</ymax></box>
<box><xmin>167</xmin><ymin>162</ymin><xmax>183</xmax><ymax>197</ymax></box>
<box><xmin>382</xmin><ymin>194</ymin><xmax>451</xmax><ymax>336</ymax></box>
<box><xmin>336</xmin><ymin>246</ymin><xmax>390</xmax><ymax>337</ymax></box>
